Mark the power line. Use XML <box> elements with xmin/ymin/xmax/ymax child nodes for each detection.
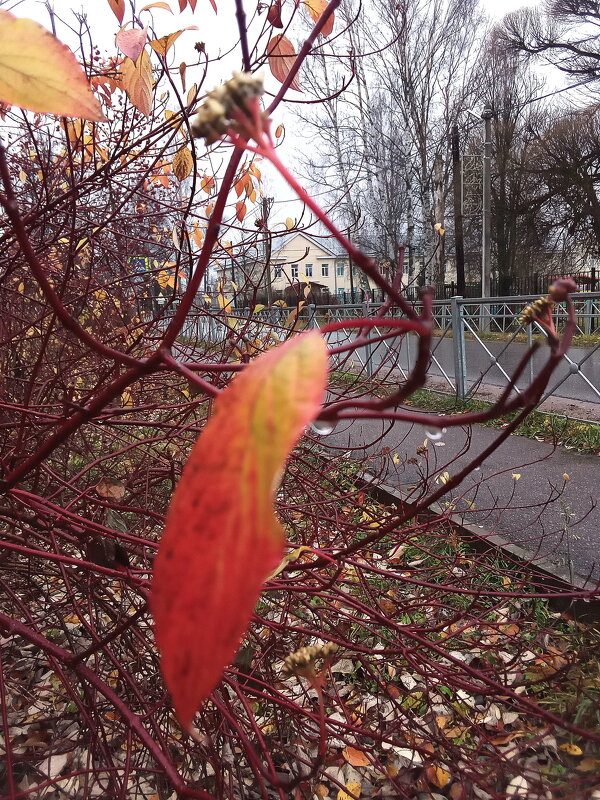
<box><xmin>523</xmin><ymin>75</ymin><xmax>596</xmax><ymax>105</ymax></box>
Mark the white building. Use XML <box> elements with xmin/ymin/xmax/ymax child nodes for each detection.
<box><xmin>270</xmin><ymin>232</ymin><xmax>377</xmax><ymax>298</ymax></box>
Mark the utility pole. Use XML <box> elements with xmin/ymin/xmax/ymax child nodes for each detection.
<box><xmin>261</xmin><ymin>196</ymin><xmax>274</xmax><ymax>305</ymax></box>
<box><xmin>481</xmin><ymin>105</ymin><xmax>493</xmax><ymax>299</ymax></box>
<box><xmin>451</xmin><ymin>124</ymin><xmax>465</xmax><ymax>296</ymax></box>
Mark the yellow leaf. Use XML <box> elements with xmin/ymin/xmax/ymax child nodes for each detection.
<box><xmin>512</xmin><ymin>473</ymin><xmax>521</xmax><ymax>481</ymax></box>
<box><xmin>342</xmin><ymin>746</ymin><xmax>370</xmax><ymax>767</ymax></box>
<box><xmin>121</xmin><ymin>390</ymin><xmax>134</xmax><ymax>407</ymax></box>
<box><xmin>304</xmin><ymin>0</ymin><xmax>334</xmax><ymax>35</ymax></box>
<box><xmin>337</xmin><ymin>782</ymin><xmax>361</xmax><ymax>800</ymax></box>
<box><xmin>427</xmin><ymin>765</ymin><xmax>451</xmax><ymax>789</ymax></box>
<box><xmin>0</xmin><ymin>10</ymin><xmax>105</xmax><ymax>120</ymax></box>
<box><xmin>559</xmin><ymin>742</ymin><xmax>583</xmax><ymax>756</ymax></box>
<box><xmin>275</xmin><ymin>124</ymin><xmax>284</xmax><ymax>138</ymax></box>
<box><xmin>120</xmin><ymin>50</ymin><xmax>153</xmax><ymax>116</ymax></box>
<box><xmin>267</xmin><ymin>546</ymin><xmax>311</xmax><ymax>579</ymax></box>
<box><xmin>285</xmin><ymin>217</ymin><xmax>294</xmax><ymax>229</ymax></box>
<box><xmin>140</xmin><ymin>2</ymin><xmax>173</xmax><ymax>12</ymax></box>
<box><xmin>17</xmin><ymin>282</ymin><xmax>25</xmax><ymax>293</ymax></box>
<box><xmin>18</xmin><ymin>168</ymin><xmax>27</xmax><ymax>183</ymax></box>
<box><xmin>563</xmin><ymin>473</ymin><xmax>570</xmax><ymax>481</ymax></box>
<box><xmin>253</xmin><ymin>304</ymin><xmax>266</xmax><ymax>313</ymax></box>
<box><xmin>157</xmin><ymin>270</ymin><xmax>172</xmax><ymax>289</ymax></box>
<box><xmin>172</xmin><ymin>146</ymin><xmax>193</xmax><ymax>181</ymax></box>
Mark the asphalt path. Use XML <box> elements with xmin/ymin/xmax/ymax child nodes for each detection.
<box><xmin>369</xmin><ymin>334</ymin><xmax>600</xmax><ymax>405</ymax></box>
<box><xmin>321</xmin><ymin>415</ymin><xmax>600</xmax><ymax>581</ymax></box>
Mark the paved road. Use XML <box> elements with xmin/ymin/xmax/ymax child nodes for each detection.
<box><xmin>331</xmin><ymin>332</ymin><xmax>600</xmax><ymax>405</ymax></box>
<box><xmin>322</xmin><ymin>415</ymin><xmax>600</xmax><ymax>581</ymax></box>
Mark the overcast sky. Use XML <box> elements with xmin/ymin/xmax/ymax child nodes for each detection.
<box><xmin>482</xmin><ymin>0</ymin><xmax>537</xmax><ymax>16</ymax></box>
<box><xmin>11</xmin><ymin>0</ymin><xmax>544</xmax><ymax>223</ymax></box>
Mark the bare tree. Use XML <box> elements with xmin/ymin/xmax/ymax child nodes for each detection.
<box><xmin>501</xmin><ymin>1</ymin><xmax>600</xmax><ymax>88</ymax></box>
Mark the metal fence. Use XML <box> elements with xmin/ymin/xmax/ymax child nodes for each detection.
<box><xmin>166</xmin><ymin>293</ymin><xmax>600</xmax><ymax>409</ymax></box>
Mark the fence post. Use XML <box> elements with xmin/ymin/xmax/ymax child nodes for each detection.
<box><xmin>584</xmin><ymin>297</ymin><xmax>592</xmax><ymax>336</ymax></box>
<box><xmin>451</xmin><ymin>296</ymin><xmax>467</xmax><ymax>398</ymax></box>
<box><xmin>362</xmin><ymin>301</ymin><xmax>373</xmax><ymax>376</ymax></box>
<box><xmin>307</xmin><ymin>303</ymin><xmax>317</xmax><ymax>329</ymax></box>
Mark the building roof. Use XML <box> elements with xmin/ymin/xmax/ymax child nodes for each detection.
<box><xmin>271</xmin><ymin>231</ymin><xmax>348</xmax><ymax>260</ymax></box>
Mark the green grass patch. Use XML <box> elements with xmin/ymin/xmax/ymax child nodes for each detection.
<box><xmin>404</xmin><ymin>389</ymin><xmax>600</xmax><ymax>455</ymax></box>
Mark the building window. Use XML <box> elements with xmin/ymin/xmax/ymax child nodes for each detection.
<box><xmin>305</xmin><ymin>263</ymin><xmax>313</xmax><ymax>277</ymax></box>
<box><xmin>321</xmin><ymin>263</ymin><xmax>329</xmax><ymax>277</ymax></box>
<box><xmin>291</xmin><ymin>264</ymin><xmax>298</xmax><ymax>278</ymax></box>
<box><xmin>274</xmin><ymin>265</ymin><xmax>282</xmax><ymax>279</ymax></box>
<box><xmin>336</xmin><ymin>262</ymin><xmax>345</xmax><ymax>276</ymax></box>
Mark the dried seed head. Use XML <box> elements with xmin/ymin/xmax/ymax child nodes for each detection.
<box><xmin>282</xmin><ymin>642</ymin><xmax>339</xmax><ymax>678</ymax></box>
<box><xmin>548</xmin><ymin>276</ymin><xmax>577</xmax><ymax>301</ymax></box>
<box><xmin>518</xmin><ymin>295</ymin><xmax>554</xmax><ymax>326</ymax></box>
<box><xmin>191</xmin><ymin>71</ymin><xmax>265</xmax><ymax>145</ymax></box>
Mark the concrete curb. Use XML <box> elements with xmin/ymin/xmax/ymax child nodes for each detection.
<box><xmin>360</xmin><ymin>470</ymin><xmax>600</xmax><ymax>624</ymax></box>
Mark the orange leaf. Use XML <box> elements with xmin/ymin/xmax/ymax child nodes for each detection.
<box><xmin>342</xmin><ymin>746</ymin><xmax>370</xmax><ymax>767</ymax></box>
<box><xmin>120</xmin><ymin>50</ymin><xmax>153</xmax><ymax>116</ymax></box>
<box><xmin>267</xmin><ymin>35</ymin><xmax>301</xmax><ymax>92</ymax></box>
<box><xmin>235</xmin><ymin>201</ymin><xmax>247</xmax><ymax>222</ymax></box>
<box><xmin>304</xmin><ymin>0</ymin><xmax>334</xmax><ymax>36</ymax></box>
<box><xmin>152</xmin><ymin>332</ymin><xmax>328</xmax><ymax>729</ymax></box>
<box><xmin>576</xmin><ymin>757</ymin><xmax>600</xmax><ymax>772</ymax></box>
<box><xmin>116</xmin><ymin>26</ymin><xmax>148</xmax><ymax>63</ymax></box>
<box><xmin>0</xmin><ymin>11</ymin><xmax>105</xmax><ymax>121</ymax></box>
<box><xmin>108</xmin><ymin>0</ymin><xmax>126</xmax><ymax>24</ymax></box>
<box><xmin>200</xmin><ymin>174</ymin><xmax>215</xmax><ymax>193</ymax></box>
<box><xmin>172</xmin><ymin>146</ymin><xmax>193</xmax><ymax>181</ymax></box>
<box><xmin>149</xmin><ymin>28</ymin><xmax>197</xmax><ymax>58</ymax></box>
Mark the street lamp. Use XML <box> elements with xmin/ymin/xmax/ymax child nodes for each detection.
<box><xmin>481</xmin><ymin>105</ymin><xmax>493</xmax><ymax>299</ymax></box>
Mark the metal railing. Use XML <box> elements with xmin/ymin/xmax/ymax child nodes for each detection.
<box><xmin>164</xmin><ymin>293</ymin><xmax>600</xmax><ymax>408</ymax></box>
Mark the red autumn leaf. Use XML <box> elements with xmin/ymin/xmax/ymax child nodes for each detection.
<box><xmin>152</xmin><ymin>332</ymin><xmax>328</xmax><ymax>729</ymax></box>
<box><xmin>116</xmin><ymin>26</ymin><xmax>148</xmax><ymax>63</ymax></box>
<box><xmin>304</xmin><ymin>0</ymin><xmax>334</xmax><ymax>36</ymax></box>
<box><xmin>267</xmin><ymin>0</ymin><xmax>284</xmax><ymax>28</ymax></box>
<box><xmin>267</xmin><ymin>35</ymin><xmax>301</xmax><ymax>92</ymax></box>
<box><xmin>108</xmin><ymin>0</ymin><xmax>126</xmax><ymax>24</ymax></box>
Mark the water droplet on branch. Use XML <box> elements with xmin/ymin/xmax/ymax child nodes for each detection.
<box><xmin>424</xmin><ymin>426</ymin><xmax>446</xmax><ymax>441</ymax></box>
<box><xmin>311</xmin><ymin>419</ymin><xmax>336</xmax><ymax>436</ymax></box>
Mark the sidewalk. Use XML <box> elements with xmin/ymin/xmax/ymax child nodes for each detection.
<box><xmin>324</xmin><ymin>413</ymin><xmax>600</xmax><ymax>581</ymax></box>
